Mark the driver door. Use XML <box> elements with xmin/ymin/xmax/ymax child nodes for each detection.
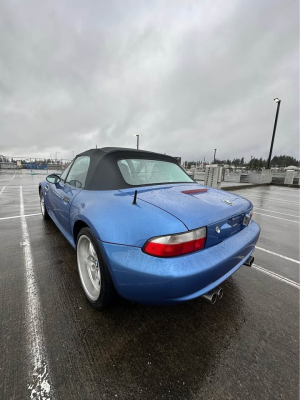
<box><xmin>51</xmin><ymin>156</ymin><xmax>90</xmax><ymax>234</ymax></box>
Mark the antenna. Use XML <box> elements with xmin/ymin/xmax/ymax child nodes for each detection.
<box><xmin>132</xmin><ymin>190</ymin><xmax>138</xmax><ymax>205</ymax></box>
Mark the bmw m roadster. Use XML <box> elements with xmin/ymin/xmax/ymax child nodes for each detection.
<box><xmin>39</xmin><ymin>148</ymin><xmax>260</xmax><ymax>309</ymax></box>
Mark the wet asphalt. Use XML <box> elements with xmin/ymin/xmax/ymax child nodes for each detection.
<box><xmin>0</xmin><ymin>170</ymin><xmax>299</xmax><ymax>400</ymax></box>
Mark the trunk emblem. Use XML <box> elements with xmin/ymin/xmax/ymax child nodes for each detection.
<box><xmin>216</xmin><ymin>226</ymin><xmax>220</xmax><ymax>233</ymax></box>
<box><xmin>221</xmin><ymin>199</ymin><xmax>233</xmax><ymax>206</ymax></box>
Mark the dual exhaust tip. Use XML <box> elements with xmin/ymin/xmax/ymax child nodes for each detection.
<box><xmin>202</xmin><ymin>255</ymin><xmax>254</xmax><ymax>305</ymax></box>
<box><xmin>202</xmin><ymin>286</ymin><xmax>223</xmax><ymax>305</ymax></box>
<box><xmin>243</xmin><ymin>255</ymin><xmax>254</xmax><ymax>267</ymax></box>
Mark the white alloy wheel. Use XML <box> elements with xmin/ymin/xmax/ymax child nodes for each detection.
<box><xmin>40</xmin><ymin>193</ymin><xmax>45</xmax><ymax>216</ymax></box>
<box><xmin>77</xmin><ymin>235</ymin><xmax>101</xmax><ymax>301</ymax></box>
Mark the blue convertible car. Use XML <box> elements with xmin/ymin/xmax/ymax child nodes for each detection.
<box><xmin>39</xmin><ymin>147</ymin><xmax>260</xmax><ymax>309</ymax></box>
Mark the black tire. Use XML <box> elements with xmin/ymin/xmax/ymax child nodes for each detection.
<box><xmin>40</xmin><ymin>189</ymin><xmax>50</xmax><ymax>220</ymax></box>
<box><xmin>76</xmin><ymin>227</ymin><xmax>115</xmax><ymax>310</ymax></box>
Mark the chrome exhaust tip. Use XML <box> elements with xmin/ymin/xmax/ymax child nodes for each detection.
<box><xmin>202</xmin><ymin>290</ymin><xmax>218</xmax><ymax>305</ymax></box>
<box><xmin>244</xmin><ymin>256</ymin><xmax>254</xmax><ymax>267</ymax></box>
<box><xmin>216</xmin><ymin>287</ymin><xmax>223</xmax><ymax>300</ymax></box>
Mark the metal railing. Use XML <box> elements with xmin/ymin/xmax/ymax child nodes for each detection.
<box><xmin>0</xmin><ymin>157</ymin><xmax>72</xmax><ymax>175</ymax></box>
<box><xmin>185</xmin><ymin>167</ymin><xmax>300</xmax><ymax>186</ymax></box>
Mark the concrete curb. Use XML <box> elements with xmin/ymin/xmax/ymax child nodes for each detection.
<box><xmin>221</xmin><ymin>183</ymin><xmax>270</xmax><ymax>191</ymax></box>
<box><xmin>221</xmin><ymin>183</ymin><xmax>299</xmax><ymax>191</ymax></box>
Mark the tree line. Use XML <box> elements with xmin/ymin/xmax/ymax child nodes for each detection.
<box><xmin>185</xmin><ymin>155</ymin><xmax>299</xmax><ymax>169</ymax></box>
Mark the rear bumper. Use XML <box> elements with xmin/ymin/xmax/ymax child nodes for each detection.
<box><xmin>99</xmin><ymin>221</ymin><xmax>260</xmax><ymax>305</ymax></box>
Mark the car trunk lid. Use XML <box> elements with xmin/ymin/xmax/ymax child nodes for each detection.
<box><xmin>119</xmin><ymin>184</ymin><xmax>252</xmax><ymax>247</ymax></box>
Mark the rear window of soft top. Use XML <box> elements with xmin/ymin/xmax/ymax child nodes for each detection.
<box><xmin>117</xmin><ymin>159</ymin><xmax>193</xmax><ymax>186</ymax></box>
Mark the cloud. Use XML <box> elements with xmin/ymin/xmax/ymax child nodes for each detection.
<box><xmin>0</xmin><ymin>0</ymin><xmax>298</xmax><ymax>162</ymax></box>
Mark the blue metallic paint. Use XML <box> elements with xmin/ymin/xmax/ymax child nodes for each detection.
<box><xmin>40</xmin><ymin>179</ymin><xmax>260</xmax><ymax>305</ymax></box>
<box><xmin>99</xmin><ymin>221</ymin><xmax>260</xmax><ymax>305</ymax></box>
<box><xmin>48</xmin><ymin>181</ymin><xmax>81</xmax><ymax>234</ymax></box>
<box><xmin>119</xmin><ymin>183</ymin><xmax>252</xmax><ymax>230</ymax></box>
<box><xmin>69</xmin><ymin>189</ymin><xmax>188</xmax><ymax>246</ymax></box>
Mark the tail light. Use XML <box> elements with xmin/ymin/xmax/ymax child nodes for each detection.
<box><xmin>143</xmin><ymin>227</ymin><xmax>206</xmax><ymax>257</ymax></box>
<box><xmin>250</xmin><ymin>209</ymin><xmax>253</xmax><ymax>219</ymax></box>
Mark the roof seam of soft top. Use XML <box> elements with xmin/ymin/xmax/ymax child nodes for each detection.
<box><xmin>78</xmin><ymin>147</ymin><xmax>168</xmax><ymax>157</ymax></box>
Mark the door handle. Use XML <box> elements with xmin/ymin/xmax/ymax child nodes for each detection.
<box><xmin>63</xmin><ymin>196</ymin><xmax>70</xmax><ymax>203</ymax></box>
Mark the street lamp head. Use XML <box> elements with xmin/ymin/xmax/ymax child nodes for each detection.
<box><xmin>274</xmin><ymin>98</ymin><xmax>281</xmax><ymax>103</ymax></box>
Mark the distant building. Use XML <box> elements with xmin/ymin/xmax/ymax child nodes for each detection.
<box><xmin>0</xmin><ymin>155</ymin><xmax>8</xmax><ymax>163</ymax></box>
<box><xmin>173</xmin><ymin>157</ymin><xmax>181</xmax><ymax>165</ymax></box>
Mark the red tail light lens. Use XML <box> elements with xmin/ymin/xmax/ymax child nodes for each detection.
<box><xmin>250</xmin><ymin>209</ymin><xmax>253</xmax><ymax>219</ymax></box>
<box><xmin>143</xmin><ymin>227</ymin><xmax>206</xmax><ymax>257</ymax></box>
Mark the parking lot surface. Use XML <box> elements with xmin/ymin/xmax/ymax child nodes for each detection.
<box><xmin>0</xmin><ymin>170</ymin><xmax>299</xmax><ymax>400</ymax></box>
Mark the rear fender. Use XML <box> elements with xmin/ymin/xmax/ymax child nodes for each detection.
<box><xmin>71</xmin><ymin>214</ymin><xmax>100</xmax><ymax>242</ymax></box>
<box><xmin>70</xmin><ymin>190</ymin><xmax>188</xmax><ymax>247</ymax></box>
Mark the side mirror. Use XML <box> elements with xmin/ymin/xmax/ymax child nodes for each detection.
<box><xmin>46</xmin><ymin>174</ymin><xmax>61</xmax><ymax>184</ymax></box>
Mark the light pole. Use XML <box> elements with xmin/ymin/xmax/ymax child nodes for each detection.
<box><xmin>135</xmin><ymin>134</ymin><xmax>140</xmax><ymax>149</ymax></box>
<box><xmin>267</xmin><ymin>98</ymin><xmax>281</xmax><ymax>169</ymax></box>
<box><xmin>250</xmin><ymin>155</ymin><xmax>254</xmax><ymax>170</ymax></box>
<box><xmin>56</xmin><ymin>152</ymin><xmax>60</xmax><ymax>167</ymax></box>
<box><xmin>214</xmin><ymin>149</ymin><xmax>217</xmax><ymax>163</ymax></box>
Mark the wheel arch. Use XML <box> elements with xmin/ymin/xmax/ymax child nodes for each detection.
<box><xmin>73</xmin><ymin>220</ymin><xmax>90</xmax><ymax>244</ymax></box>
<box><xmin>73</xmin><ymin>217</ymin><xmax>101</xmax><ymax>245</ymax></box>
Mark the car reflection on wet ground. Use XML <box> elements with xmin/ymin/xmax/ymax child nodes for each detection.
<box><xmin>0</xmin><ymin>171</ymin><xmax>299</xmax><ymax>400</ymax></box>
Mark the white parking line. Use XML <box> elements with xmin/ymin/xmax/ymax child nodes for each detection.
<box><xmin>239</xmin><ymin>190</ymin><xmax>300</xmax><ymax>198</ymax></box>
<box><xmin>20</xmin><ymin>187</ymin><xmax>53</xmax><ymax>399</ymax></box>
<box><xmin>0</xmin><ymin>171</ymin><xmax>16</xmax><ymax>180</ymax></box>
<box><xmin>254</xmin><ymin>212</ymin><xmax>300</xmax><ymax>223</ymax></box>
<box><xmin>252</xmin><ymin>264</ymin><xmax>300</xmax><ymax>289</ymax></box>
<box><xmin>254</xmin><ymin>207</ymin><xmax>299</xmax><ymax>218</ymax></box>
<box><xmin>0</xmin><ymin>186</ymin><xmax>5</xmax><ymax>195</ymax></box>
<box><xmin>251</xmin><ymin>192</ymin><xmax>299</xmax><ymax>199</ymax></box>
<box><xmin>243</xmin><ymin>194</ymin><xmax>299</xmax><ymax>205</ymax></box>
<box><xmin>272</xmin><ymin>194</ymin><xmax>300</xmax><ymax>199</ymax></box>
<box><xmin>0</xmin><ymin>213</ymin><xmax>41</xmax><ymax>221</ymax></box>
<box><xmin>2</xmin><ymin>185</ymin><xmax>38</xmax><ymax>187</ymax></box>
<box><xmin>256</xmin><ymin>246</ymin><xmax>300</xmax><ymax>264</ymax></box>
<box><xmin>272</xmin><ymin>188</ymin><xmax>300</xmax><ymax>194</ymax></box>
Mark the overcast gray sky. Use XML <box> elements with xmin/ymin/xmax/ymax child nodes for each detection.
<box><xmin>0</xmin><ymin>0</ymin><xmax>299</xmax><ymax>162</ymax></box>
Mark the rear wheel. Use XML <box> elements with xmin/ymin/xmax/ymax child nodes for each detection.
<box><xmin>77</xmin><ymin>227</ymin><xmax>115</xmax><ymax>310</ymax></box>
<box><xmin>40</xmin><ymin>190</ymin><xmax>50</xmax><ymax>220</ymax></box>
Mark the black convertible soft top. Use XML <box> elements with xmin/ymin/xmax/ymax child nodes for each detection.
<box><xmin>76</xmin><ymin>147</ymin><xmax>183</xmax><ymax>190</ymax></box>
